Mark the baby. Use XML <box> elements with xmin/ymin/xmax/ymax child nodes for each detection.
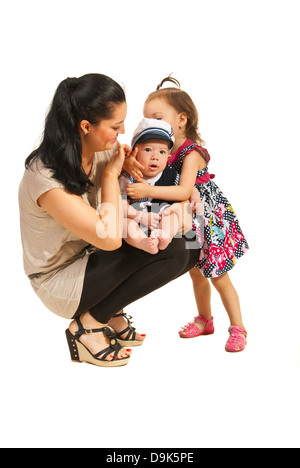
<box><xmin>119</xmin><ymin>118</ymin><xmax>182</xmax><ymax>254</ymax></box>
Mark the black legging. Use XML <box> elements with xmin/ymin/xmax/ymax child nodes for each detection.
<box><xmin>74</xmin><ymin>231</ymin><xmax>200</xmax><ymax>323</ymax></box>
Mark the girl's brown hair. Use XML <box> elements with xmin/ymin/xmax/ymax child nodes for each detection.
<box><xmin>145</xmin><ymin>76</ymin><xmax>205</xmax><ymax>147</ymax></box>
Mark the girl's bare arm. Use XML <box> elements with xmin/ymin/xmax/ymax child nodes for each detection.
<box><xmin>126</xmin><ymin>151</ymin><xmax>202</xmax><ymax>201</ymax></box>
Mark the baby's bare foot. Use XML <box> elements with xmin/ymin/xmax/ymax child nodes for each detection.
<box><xmin>148</xmin><ymin>234</ymin><xmax>159</xmax><ymax>254</ymax></box>
<box><xmin>152</xmin><ymin>229</ymin><xmax>172</xmax><ymax>251</ymax></box>
<box><xmin>133</xmin><ymin>234</ymin><xmax>159</xmax><ymax>254</ymax></box>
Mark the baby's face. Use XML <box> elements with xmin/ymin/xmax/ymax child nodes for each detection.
<box><xmin>136</xmin><ymin>139</ymin><xmax>169</xmax><ymax>179</ymax></box>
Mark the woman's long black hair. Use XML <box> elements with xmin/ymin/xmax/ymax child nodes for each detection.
<box><xmin>25</xmin><ymin>73</ymin><xmax>126</xmax><ymax>196</ymax></box>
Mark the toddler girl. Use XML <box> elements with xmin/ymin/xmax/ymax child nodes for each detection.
<box><xmin>127</xmin><ymin>77</ymin><xmax>249</xmax><ymax>352</ymax></box>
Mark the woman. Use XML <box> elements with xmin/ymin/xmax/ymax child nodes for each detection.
<box><xmin>19</xmin><ymin>73</ymin><xmax>200</xmax><ymax>368</ymax></box>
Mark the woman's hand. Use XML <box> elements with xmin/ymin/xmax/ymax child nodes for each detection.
<box><xmin>126</xmin><ymin>179</ymin><xmax>150</xmax><ymax>199</ymax></box>
<box><xmin>104</xmin><ymin>144</ymin><xmax>128</xmax><ymax>178</ymax></box>
<box><xmin>122</xmin><ymin>147</ymin><xmax>144</xmax><ymax>179</ymax></box>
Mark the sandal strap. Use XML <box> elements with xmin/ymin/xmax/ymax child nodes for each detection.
<box><xmin>181</xmin><ymin>322</ymin><xmax>199</xmax><ymax>332</ymax></box>
<box><xmin>94</xmin><ymin>339</ymin><xmax>122</xmax><ymax>360</ymax></box>
<box><xmin>195</xmin><ymin>315</ymin><xmax>213</xmax><ymax>325</ymax></box>
<box><xmin>74</xmin><ymin>317</ymin><xmax>113</xmax><ymax>339</ymax></box>
<box><xmin>75</xmin><ymin>317</ymin><xmax>123</xmax><ymax>361</ymax></box>
<box><xmin>113</xmin><ymin>311</ymin><xmax>125</xmax><ymax>318</ymax></box>
<box><xmin>227</xmin><ymin>327</ymin><xmax>247</xmax><ymax>348</ymax></box>
<box><xmin>113</xmin><ymin>311</ymin><xmax>136</xmax><ymax>341</ymax></box>
<box><xmin>225</xmin><ymin>326</ymin><xmax>247</xmax><ymax>352</ymax></box>
<box><xmin>228</xmin><ymin>326</ymin><xmax>247</xmax><ymax>337</ymax></box>
<box><xmin>115</xmin><ymin>325</ymin><xmax>136</xmax><ymax>341</ymax></box>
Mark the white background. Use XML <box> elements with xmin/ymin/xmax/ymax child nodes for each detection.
<box><xmin>1</xmin><ymin>0</ymin><xmax>299</xmax><ymax>448</ymax></box>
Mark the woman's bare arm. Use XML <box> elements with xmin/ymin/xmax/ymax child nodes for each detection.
<box><xmin>38</xmin><ymin>146</ymin><xmax>127</xmax><ymax>251</ymax></box>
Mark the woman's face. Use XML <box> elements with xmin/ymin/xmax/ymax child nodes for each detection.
<box><xmin>84</xmin><ymin>101</ymin><xmax>127</xmax><ymax>152</ymax></box>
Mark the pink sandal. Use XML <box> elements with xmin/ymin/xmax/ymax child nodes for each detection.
<box><xmin>225</xmin><ymin>326</ymin><xmax>247</xmax><ymax>352</ymax></box>
<box><xmin>179</xmin><ymin>315</ymin><xmax>214</xmax><ymax>338</ymax></box>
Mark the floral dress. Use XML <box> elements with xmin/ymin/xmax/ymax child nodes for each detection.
<box><xmin>168</xmin><ymin>139</ymin><xmax>249</xmax><ymax>278</ymax></box>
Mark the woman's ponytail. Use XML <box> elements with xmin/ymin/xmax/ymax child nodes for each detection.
<box><xmin>25</xmin><ymin>74</ymin><xmax>126</xmax><ymax>196</ymax></box>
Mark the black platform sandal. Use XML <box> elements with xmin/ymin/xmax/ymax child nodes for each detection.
<box><xmin>65</xmin><ymin>317</ymin><xmax>130</xmax><ymax>367</ymax></box>
<box><xmin>112</xmin><ymin>311</ymin><xmax>144</xmax><ymax>347</ymax></box>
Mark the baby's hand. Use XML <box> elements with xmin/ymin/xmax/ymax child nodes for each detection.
<box><xmin>146</xmin><ymin>212</ymin><xmax>161</xmax><ymax>230</ymax></box>
<box><xmin>122</xmin><ymin>147</ymin><xmax>144</xmax><ymax>179</ymax></box>
<box><xmin>127</xmin><ymin>179</ymin><xmax>150</xmax><ymax>199</ymax></box>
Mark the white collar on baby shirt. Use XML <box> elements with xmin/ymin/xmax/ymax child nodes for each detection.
<box><xmin>144</xmin><ymin>171</ymin><xmax>163</xmax><ymax>186</ymax></box>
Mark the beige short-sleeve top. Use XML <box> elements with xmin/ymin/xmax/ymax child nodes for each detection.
<box><xmin>18</xmin><ymin>145</ymin><xmax>117</xmax><ymax>319</ymax></box>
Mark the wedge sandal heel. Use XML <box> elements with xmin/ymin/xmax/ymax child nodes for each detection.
<box><xmin>65</xmin><ymin>317</ymin><xmax>131</xmax><ymax>368</ymax></box>
<box><xmin>66</xmin><ymin>329</ymin><xmax>81</xmax><ymax>363</ymax></box>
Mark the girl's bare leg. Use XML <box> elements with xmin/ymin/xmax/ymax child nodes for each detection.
<box><xmin>183</xmin><ymin>270</ymin><xmax>245</xmax><ymax>336</ymax></box>
<box><xmin>180</xmin><ymin>268</ymin><xmax>213</xmax><ymax>335</ymax></box>
<box><xmin>211</xmin><ymin>273</ymin><xmax>245</xmax><ymax>329</ymax></box>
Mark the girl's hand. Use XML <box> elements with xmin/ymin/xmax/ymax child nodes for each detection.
<box><xmin>190</xmin><ymin>199</ymin><xmax>204</xmax><ymax>216</ymax></box>
<box><xmin>104</xmin><ymin>144</ymin><xmax>127</xmax><ymax>178</ymax></box>
<box><xmin>163</xmin><ymin>202</ymin><xmax>193</xmax><ymax>234</ymax></box>
<box><xmin>126</xmin><ymin>179</ymin><xmax>150</xmax><ymax>199</ymax></box>
<box><xmin>190</xmin><ymin>188</ymin><xmax>204</xmax><ymax>216</ymax></box>
<box><xmin>161</xmin><ymin>206</ymin><xmax>175</xmax><ymax>217</ymax></box>
<box><xmin>122</xmin><ymin>147</ymin><xmax>144</xmax><ymax>179</ymax></box>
